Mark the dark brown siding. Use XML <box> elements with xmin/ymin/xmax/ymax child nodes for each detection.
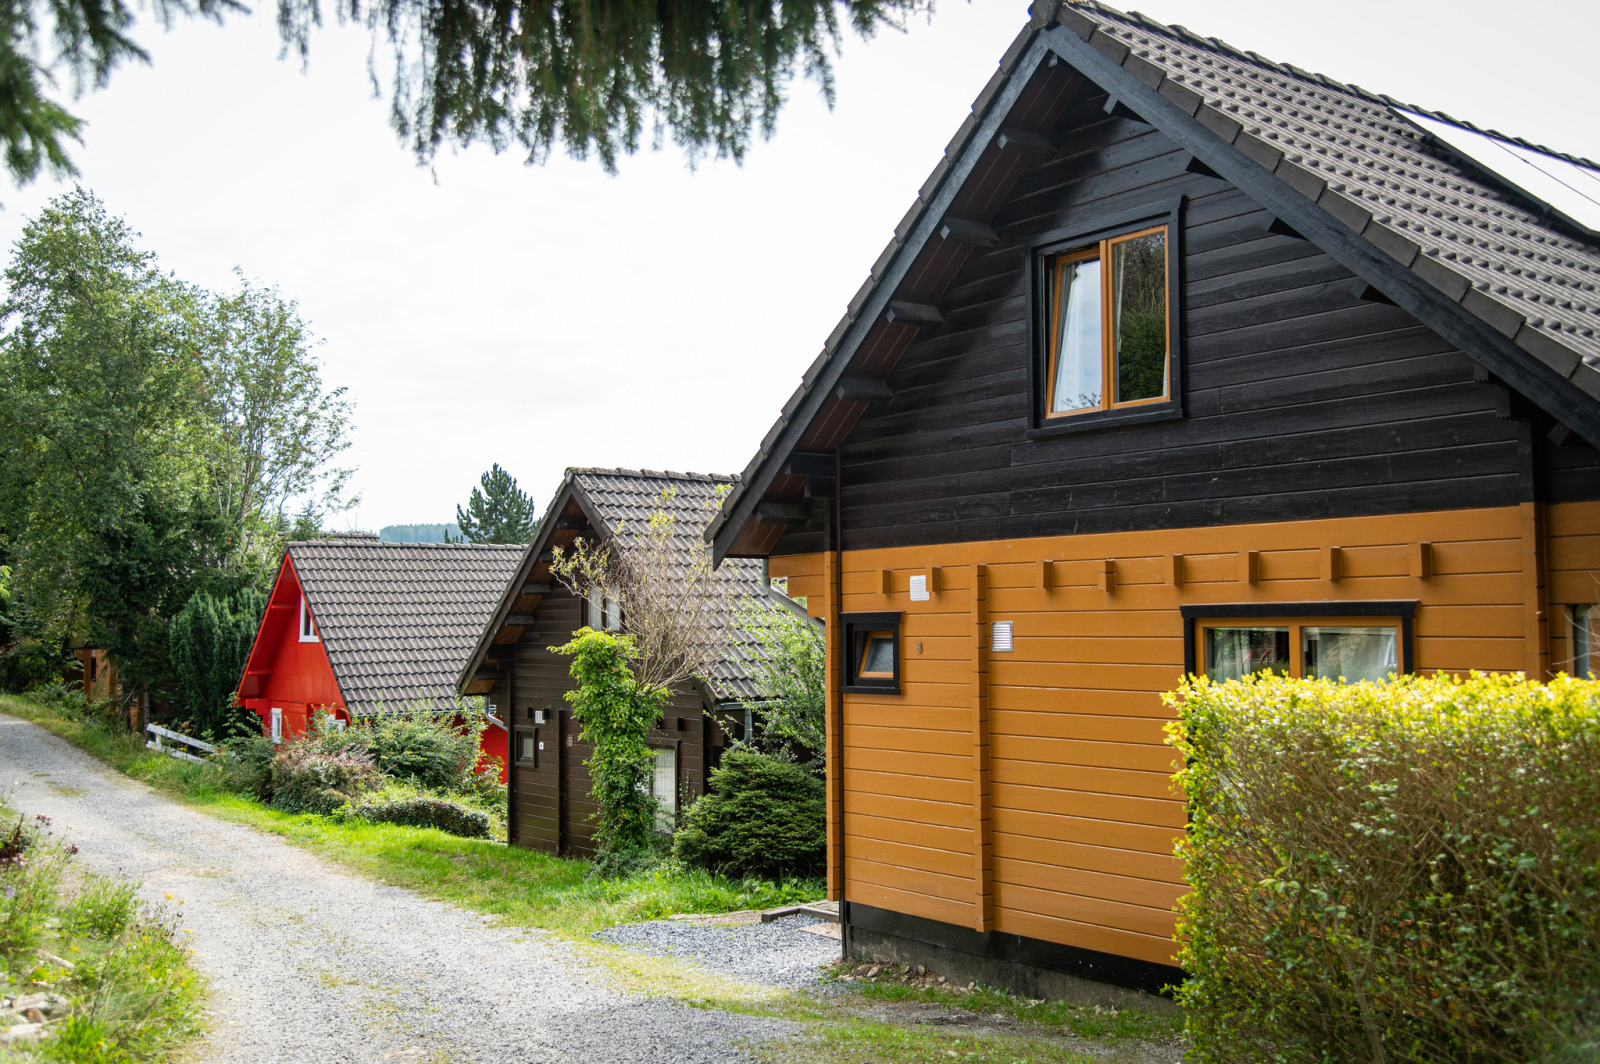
<box><xmin>833</xmin><ymin>106</ymin><xmax>1552</xmax><ymax>554</ymax></box>
<box><xmin>503</xmin><ymin>585</ymin><xmax>731</xmax><ymax>856</ymax></box>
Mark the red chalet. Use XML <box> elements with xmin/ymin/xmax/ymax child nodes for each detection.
<box><xmin>236</xmin><ymin>534</ymin><xmax>526</xmax><ymax>779</ymax></box>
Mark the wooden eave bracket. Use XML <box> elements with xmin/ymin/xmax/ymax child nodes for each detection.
<box><xmin>834</xmin><ymin>377</ymin><xmax>894</xmax><ymax>403</ymax></box>
<box><xmin>784</xmin><ymin>451</ymin><xmax>835</xmax><ymax>478</ymax></box>
<box><xmin>754</xmin><ymin>501</ymin><xmax>811</xmax><ymax>524</ymax></box>
<box><xmin>996</xmin><ymin>126</ymin><xmax>1057</xmax><ymax>158</ymax></box>
<box><xmin>885</xmin><ymin>301</ymin><xmax>945</xmax><ymax>328</ymax></box>
<box><xmin>521</xmin><ymin>582</ymin><xmax>552</xmax><ymax>596</ymax></box>
<box><xmin>940</xmin><ymin>218</ymin><xmax>1000</xmax><ymax>247</ymax></box>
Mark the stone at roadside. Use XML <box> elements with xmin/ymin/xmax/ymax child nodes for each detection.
<box><xmin>0</xmin><ymin>1022</ymin><xmax>47</xmax><ymax>1044</ymax></box>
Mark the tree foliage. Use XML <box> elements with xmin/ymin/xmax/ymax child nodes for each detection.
<box><xmin>0</xmin><ymin>189</ymin><xmax>353</xmax><ymax>699</ymax></box>
<box><xmin>451</xmin><ymin>463</ymin><xmax>535</xmax><ymax>544</ymax></box>
<box><xmin>737</xmin><ymin>596</ymin><xmax>824</xmax><ymax>771</ymax></box>
<box><xmin>167</xmin><ymin>587</ymin><xmax>265</xmax><ymax>738</ymax></box>
<box><xmin>672</xmin><ymin>748</ymin><xmax>825</xmax><ymax>878</ymax></box>
<box><xmin>550</xmin><ymin>484</ymin><xmax>727</xmax><ymax>698</ymax></box>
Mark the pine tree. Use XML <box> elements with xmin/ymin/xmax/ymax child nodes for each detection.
<box><xmin>452</xmin><ymin>464</ymin><xmax>536</xmax><ymax>544</ymax></box>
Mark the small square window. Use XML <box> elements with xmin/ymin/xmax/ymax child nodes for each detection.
<box><xmin>516</xmin><ymin>731</ymin><xmax>536</xmax><ymax>765</ymax></box>
<box><xmin>842</xmin><ymin>612</ymin><xmax>901</xmax><ymax>693</ymax></box>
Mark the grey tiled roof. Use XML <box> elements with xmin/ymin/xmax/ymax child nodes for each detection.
<box><xmin>707</xmin><ymin>0</ymin><xmax>1600</xmax><ymax>553</ymax></box>
<box><xmin>289</xmin><ymin>536</ymin><xmax>525</xmax><ymax>715</ymax></box>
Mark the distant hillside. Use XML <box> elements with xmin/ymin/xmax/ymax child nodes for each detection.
<box><xmin>378</xmin><ymin>523</ymin><xmax>460</xmax><ymax>543</ymax></box>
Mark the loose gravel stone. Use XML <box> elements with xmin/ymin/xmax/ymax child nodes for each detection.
<box><xmin>593</xmin><ymin>914</ymin><xmax>843</xmax><ymax>992</ymax></box>
<box><xmin>0</xmin><ymin>713</ymin><xmax>795</xmax><ymax>1063</ymax></box>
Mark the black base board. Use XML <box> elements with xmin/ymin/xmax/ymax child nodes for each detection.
<box><xmin>842</xmin><ymin>901</ymin><xmax>1185</xmax><ymax>1003</ymax></box>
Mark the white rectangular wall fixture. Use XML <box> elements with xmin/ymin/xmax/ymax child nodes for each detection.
<box><xmin>992</xmin><ymin>622</ymin><xmax>1014</xmax><ymax>652</ymax></box>
<box><xmin>270</xmin><ymin>707</ymin><xmax>283</xmax><ymax>743</ymax></box>
<box><xmin>909</xmin><ymin>574</ymin><xmax>929</xmax><ymax>601</ymax></box>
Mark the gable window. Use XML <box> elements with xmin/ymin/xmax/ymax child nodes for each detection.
<box><xmin>1029</xmin><ymin>203</ymin><xmax>1183</xmax><ymax>435</ymax></box>
<box><xmin>842</xmin><ymin>612</ymin><xmax>901</xmax><ymax>693</ymax></box>
<box><xmin>1183</xmin><ymin>603</ymin><xmax>1416</xmax><ymax>683</ymax></box>
<box><xmin>586</xmin><ymin>588</ymin><xmax>622</xmax><ymax>632</ymax></box>
<box><xmin>298</xmin><ymin>596</ymin><xmax>318</xmax><ymax>643</ymax></box>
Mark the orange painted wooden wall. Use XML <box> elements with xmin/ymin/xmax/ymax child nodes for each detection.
<box><xmin>772</xmin><ymin>500</ymin><xmax>1600</xmax><ymax>969</ymax></box>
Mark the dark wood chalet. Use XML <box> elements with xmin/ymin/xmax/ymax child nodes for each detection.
<box><xmin>705</xmin><ymin>0</ymin><xmax>1600</xmax><ymax>998</ymax></box>
<box><xmin>458</xmin><ymin>468</ymin><xmax>773</xmax><ymax>856</ymax></box>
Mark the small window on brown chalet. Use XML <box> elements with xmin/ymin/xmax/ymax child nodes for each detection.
<box><xmin>586</xmin><ymin>588</ymin><xmax>622</xmax><ymax>632</ymax></box>
<box><xmin>1030</xmin><ymin>205</ymin><xmax>1182</xmax><ymax>435</ymax></box>
<box><xmin>842</xmin><ymin>612</ymin><xmax>900</xmax><ymax>694</ymax></box>
<box><xmin>515</xmin><ymin>731</ymin><xmax>536</xmax><ymax>765</ymax></box>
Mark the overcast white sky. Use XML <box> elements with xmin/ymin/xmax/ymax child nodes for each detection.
<box><xmin>1</xmin><ymin>0</ymin><xmax>1594</xmax><ymax>532</ymax></box>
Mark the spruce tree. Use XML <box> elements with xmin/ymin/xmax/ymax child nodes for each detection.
<box><xmin>452</xmin><ymin>464</ymin><xmax>536</xmax><ymax>544</ymax></box>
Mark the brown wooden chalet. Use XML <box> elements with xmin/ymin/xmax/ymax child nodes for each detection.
<box><xmin>705</xmin><ymin>0</ymin><xmax>1600</xmax><ymax>998</ymax></box>
<box><xmin>458</xmin><ymin>468</ymin><xmax>772</xmax><ymax>856</ymax></box>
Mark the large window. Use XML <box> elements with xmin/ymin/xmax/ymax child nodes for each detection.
<box><xmin>1182</xmin><ymin>603</ymin><xmax>1416</xmax><ymax>682</ymax></box>
<box><xmin>1044</xmin><ymin>225</ymin><xmax>1170</xmax><ymax>417</ymax></box>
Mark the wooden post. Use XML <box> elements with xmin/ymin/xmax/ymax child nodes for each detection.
<box><xmin>824</xmin><ymin>549</ymin><xmax>846</xmax><ymax>902</ymax></box>
<box><xmin>1520</xmin><ymin>502</ymin><xmax>1551</xmax><ymax>680</ymax></box>
<box><xmin>971</xmin><ymin>565</ymin><xmax>993</xmax><ymax>932</ymax></box>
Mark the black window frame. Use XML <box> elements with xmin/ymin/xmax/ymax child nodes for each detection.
<box><xmin>1180</xmin><ymin>600</ymin><xmax>1418</xmax><ymax>677</ymax></box>
<box><xmin>514</xmin><ymin>729</ymin><xmax>537</xmax><ymax>766</ymax></box>
<box><xmin>1026</xmin><ymin>197</ymin><xmax>1185</xmax><ymax>438</ymax></box>
<box><xmin>842</xmin><ymin>611</ymin><xmax>902</xmax><ymax>694</ymax></box>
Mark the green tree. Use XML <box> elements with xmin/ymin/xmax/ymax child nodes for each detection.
<box><xmin>0</xmin><ymin>189</ymin><xmax>355</xmax><ymax>707</ymax></box>
<box><xmin>167</xmin><ymin>587</ymin><xmax>265</xmax><ymax>738</ymax></box>
<box><xmin>452</xmin><ymin>464</ymin><xmax>535</xmax><ymax>544</ymax></box>
<box><xmin>737</xmin><ymin>597</ymin><xmax>825</xmax><ymax>771</ymax></box>
<box><xmin>0</xmin><ymin>0</ymin><xmax>926</xmax><ymax>186</ymax></box>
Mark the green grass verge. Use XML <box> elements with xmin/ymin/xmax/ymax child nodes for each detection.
<box><xmin>0</xmin><ymin>695</ymin><xmax>818</xmax><ymax>937</ymax></box>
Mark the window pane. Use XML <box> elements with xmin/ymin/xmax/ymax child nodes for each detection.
<box><xmin>1112</xmin><ymin>231</ymin><xmax>1168</xmax><ymax>403</ymax></box>
<box><xmin>1303</xmin><ymin>626</ymin><xmax>1397</xmax><ymax>683</ymax></box>
<box><xmin>1049</xmin><ymin>256</ymin><xmax>1103</xmax><ymax>412</ymax></box>
<box><xmin>1575</xmin><ymin>606</ymin><xmax>1592</xmax><ymax>679</ymax></box>
<box><xmin>652</xmin><ymin>749</ymin><xmax>676</xmax><ymax>832</ymax></box>
<box><xmin>861</xmin><ymin>634</ymin><xmax>895</xmax><ymax>676</ymax></box>
<box><xmin>1205</xmin><ymin>627</ymin><xmax>1289</xmax><ymax>680</ymax></box>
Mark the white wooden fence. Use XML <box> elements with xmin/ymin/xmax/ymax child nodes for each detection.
<box><xmin>145</xmin><ymin>723</ymin><xmax>216</xmax><ymax>765</ymax></box>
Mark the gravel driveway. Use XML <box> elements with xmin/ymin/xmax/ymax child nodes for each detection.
<box><xmin>0</xmin><ymin>713</ymin><xmax>795</xmax><ymax>1064</ymax></box>
<box><xmin>593</xmin><ymin>916</ymin><xmax>842</xmax><ymax>992</ymax></box>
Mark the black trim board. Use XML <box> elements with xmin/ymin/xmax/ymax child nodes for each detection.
<box><xmin>1037</xmin><ymin>24</ymin><xmax>1600</xmax><ymax>451</ymax></box>
<box><xmin>1180</xmin><ymin>600</ymin><xmax>1419</xmax><ymax>676</ymax></box>
<box><xmin>843</xmin><ymin>901</ymin><xmax>1184</xmax><ymax>999</ymax></box>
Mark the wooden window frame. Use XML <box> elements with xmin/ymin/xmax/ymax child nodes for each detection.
<box><xmin>515</xmin><ymin>729</ymin><xmax>537</xmax><ymax>766</ymax></box>
<box><xmin>842</xmin><ymin>611</ymin><xmax>901</xmax><ymax>694</ymax></box>
<box><xmin>1027</xmin><ymin>199</ymin><xmax>1185</xmax><ymax>437</ymax></box>
<box><xmin>1180</xmin><ymin>601</ymin><xmax>1417</xmax><ymax>678</ymax></box>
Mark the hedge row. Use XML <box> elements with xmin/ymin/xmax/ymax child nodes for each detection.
<box><xmin>1168</xmin><ymin>673</ymin><xmax>1600</xmax><ymax>1064</ymax></box>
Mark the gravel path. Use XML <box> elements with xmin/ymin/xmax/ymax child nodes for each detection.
<box><xmin>593</xmin><ymin>916</ymin><xmax>842</xmax><ymax>992</ymax></box>
<box><xmin>0</xmin><ymin>713</ymin><xmax>795</xmax><ymax>1064</ymax></box>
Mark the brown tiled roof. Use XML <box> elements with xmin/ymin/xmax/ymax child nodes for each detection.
<box><xmin>289</xmin><ymin>536</ymin><xmax>525</xmax><ymax>715</ymax></box>
<box><xmin>706</xmin><ymin>0</ymin><xmax>1600</xmax><ymax>558</ymax></box>
<box><xmin>468</xmin><ymin>468</ymin><xmax>771</xmax><ymax>703</ymax></box>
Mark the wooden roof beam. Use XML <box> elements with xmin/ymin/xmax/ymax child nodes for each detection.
<box><xmin>1103</xmin><ymin>96</ymin><xmax>1146</xmax><ymax>122</ymax></box>
<box><xmin>834</xmin><ymin>377</ymin><xmax>894</xmax><ymax>403</ymax></box>
<box><xmin>784</xmin><ymin>451</ymin><xmax>835</xmax><ymax>478</ymax></box>
<box><xmin>521</xmin><ymin>582</ymin><xmax>552</xmax><ymax>596</ymax></box>
<box><xmin>754</xmin><ymin>502</ymin><xmax>811</xmax><ymax>524</ymax></box>
<box><xmin>885</xmin><ymin>302</ymin><xmax>945</xmax><ymax>328</ymax></box>
<box><xmin>939</xmin><ymin>218</ymin><xmax>999</xmax><ymax>247</ymax></box>
<box><xmin>996</xmin><ymin>127</ymin><xmax>1057</xmax><ymax>159</ymax></box>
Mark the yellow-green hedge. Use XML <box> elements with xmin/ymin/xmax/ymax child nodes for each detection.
<box><xmin>1166</xmin><ymin>673</ymin><xmax>1600</xmax><ymax>1064</ymax></box>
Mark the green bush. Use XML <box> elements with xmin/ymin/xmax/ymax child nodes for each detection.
<box><xmin>672</xmin><ymin>748</ymin><xmax>825</xmax><ymax>879</ymax></box>
<box><xmin>1168</xmin><ymin>672</ymin><xmax>1600</xmax><ymax>1064</ymax></box>
<box><xmin>357</xmin><ymin>707</ymin><xmax>486</xmax><ymax>793</ymax></box>
<box><xmin>167</xmin><ymin>588</ymin><xmax>265</xmax><ymax>739</ymax></box>
<box><xmin>268</xmin><ymin>744</ymin><xmax>382</xmax><ymax>815</ymax></box>
<box><xmin>346</xmin><ymin>788</ymin><xmax>491</xmax><ymax>839</ymax></box>
<box><xmin>1</xmin><ymin>641</ymin><xmax>66</xmax><ymax>693</ymax></box>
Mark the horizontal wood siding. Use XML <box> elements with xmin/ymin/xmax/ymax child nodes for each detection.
<box><xmin>836</xmin><ymin>106</ymin><xmax>1537</xmax><ymax>553</ymax></box>
<box><xmin>834</xmin><ymin>503</ymin><xmax>1548</xmax><ymax>966</ymax></box>
<box><xmin>1547</xmin><ymin>500</ymin><xmax>1600</xmax><ymax>677</ymax></box>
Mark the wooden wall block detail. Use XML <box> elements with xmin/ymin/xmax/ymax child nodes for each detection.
<box><xmin>1240</xmin><ymin>550</ymin><xmax>1260</xmax><ymax>585</ymax></box>
<box><xmin>1321</xmin><ymin>546</ymin><xmax>1342</xmax><ymax>582</ymax></box>
<box><xmin>1167</xmin><ymin>554</ymin><xmax>1185</xmax><ymax>587</ymax></box>
<box><xmin>1040</xmin><ymin>560</ymin><xmax>1055</xmax><ymax>591</ymax></box>
<box><xmin>880</xmin><ymin>569</ymin><xmax>894</xmax><ymax>595</ymax></box>
<box><xmin>1410</xmin><ymin>542</ymin><xmax>1433</xmax><ymax>580</ymax></box>
<box><xmin>1098</xmin><ymin>559</ymin><xmax>1116</xmax><ymax>594</ymax></box>
<box><xmin>928</xmin><ymin>566</ymin><xmax>943</xmax><ymax>594</ymax></box>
